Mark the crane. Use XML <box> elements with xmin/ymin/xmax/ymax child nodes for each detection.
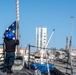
<box><xmin>40</xmin><ymin>29</ymin><xmax>55</xmax><ymax>75</ymax></box>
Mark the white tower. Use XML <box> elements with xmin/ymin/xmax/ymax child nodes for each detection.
<box><xmin>42</xmin><ymin>28</ymin><xmax>47</xmax><ymax>48</ymax></box>
<box><xmin>36</xmin><ymin>27</ymin><xmax>47</xmax><ymax>51</ymax></box>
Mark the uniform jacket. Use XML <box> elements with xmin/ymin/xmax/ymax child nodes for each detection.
<box><xmin>4</xmin><ymin>38</ymin><xmax>19</xmax><ymax>52</ymax></box>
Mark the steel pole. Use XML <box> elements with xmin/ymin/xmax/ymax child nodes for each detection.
<box><xmin>69</xmin><ymin>36</ymin><xmax>73</xmax><ymax>74</ymax></box>
<box><xmin>28</xmin><ymin>44</ymin><xmax>31</xmax><ymax>69</ymax></box>
<box><xmin>16</xmin><ymin>0</ymin><xmax>20</xmax><ymax>56</ymax></box>
<box><xmin>70</xmin><ymin>16</ymin><xmax>74</xmax><ymax>36</ymax></box>
<box><xmin>66</xmin><ymin>36</ymin><xmax>69</xmax><ymax>74</ymax></box>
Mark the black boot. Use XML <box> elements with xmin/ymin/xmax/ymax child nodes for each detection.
<box><xmin>3</xmin><ymin>67</ymin><xmax>6</xmax><ymax>72</ymax></box>
<box><xmin>9</xmin><ymin>70</ymin><xmax>13</xmax><ymax>73</ymax></box>
<box><xmin>7</xmin><ymin>67</ymin><xmax>13</xmax><ymax>74</ymax></box>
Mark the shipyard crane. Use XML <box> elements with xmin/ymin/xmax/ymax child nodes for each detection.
<box><xmin>45</xmin><ymin>29</ymin><xmax>55</xmax><ymax>75</ymax></box>
<box><xmin>40</xmin><ymin>29</ymin><xmax>55</xmax><ymax>75</ymax></box>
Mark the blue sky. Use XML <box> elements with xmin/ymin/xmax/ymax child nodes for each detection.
<box><xmin>0</xmin><ymin>0</ymin><xmax>76</xmax><ymax>49</ymax></box>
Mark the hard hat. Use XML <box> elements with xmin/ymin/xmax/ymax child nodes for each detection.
<box><xmin>5</xmin><ymin>31</ymin><xmax>13</xmax><ymax>39</ymax></box>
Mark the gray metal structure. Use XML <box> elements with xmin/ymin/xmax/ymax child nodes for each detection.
<box><xmin>16</xmin><ymin>0</ymin><xmax>20</xmax><ymax>56</ymax></box>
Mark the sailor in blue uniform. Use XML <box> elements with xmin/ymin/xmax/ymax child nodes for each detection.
<box><xmin>3</xmin><ymin>31</ymin><xmax>19</xmax><ymax>73</ymax></box>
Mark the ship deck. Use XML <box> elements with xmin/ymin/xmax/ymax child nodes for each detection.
<box><xmin>0</xmin><ymin>68</ymin><xmax>34</xmax><ymax>75</ymax></box>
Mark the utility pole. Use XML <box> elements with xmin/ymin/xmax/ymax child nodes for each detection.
<box><xmin>69</xmin><ymin>36</ymin><xmax>73</xmax><ymax>74</ymax></box>
<box><xmin>69</xmin><ymin>16</ymin><xmax>74</xmax><ymax>74</ymax></box>
<box><xmin>16</xmin><ymin>0</ymin><xmax>20</xmax><ymax>56</ymax></box>
<box><xmin>66</xmin><ymin>36</ymin><xmax>69</xmax><ymax>74</ymax></box>
<box><xmin>70</xmin><ymin>16</ymin><xmax>74</xmax><ymax>36</ymax></box>
<box><xmin>28</xmin><ymin>44</ymin><xmax>31</xmax><ymax>69</ymax></box>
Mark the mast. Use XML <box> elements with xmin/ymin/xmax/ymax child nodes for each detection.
<box><xmin>16</xmin><ymin>0</ymin><xmax>20</xmax><ymax>56</ymax></box>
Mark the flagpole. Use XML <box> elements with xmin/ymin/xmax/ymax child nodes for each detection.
<box><xmin>16</xmin><ymin>0</ymin><xmax>20</xmax><ymax>56</ymax></box>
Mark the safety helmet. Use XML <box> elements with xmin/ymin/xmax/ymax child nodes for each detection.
<box><xmin>5</xmin><ymin>31</ymin><xmax>13</xmax><ymax>39</ymax></box>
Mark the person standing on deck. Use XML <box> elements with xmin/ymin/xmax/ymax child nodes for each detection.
<box><xmin>3</xmin><ymin>31</ymin><xmax>19</xmax><ymax>74</ymax></box>
<box><xmin>3</xmin><ymin>21</ymin><xmax>19</xmax><ymax>74</ymax></box>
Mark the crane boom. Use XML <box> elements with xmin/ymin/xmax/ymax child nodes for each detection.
<box><xmin>45</xmin><ymin>29</ymin><xmax>55</xmax><ymax>48</ymax></box>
